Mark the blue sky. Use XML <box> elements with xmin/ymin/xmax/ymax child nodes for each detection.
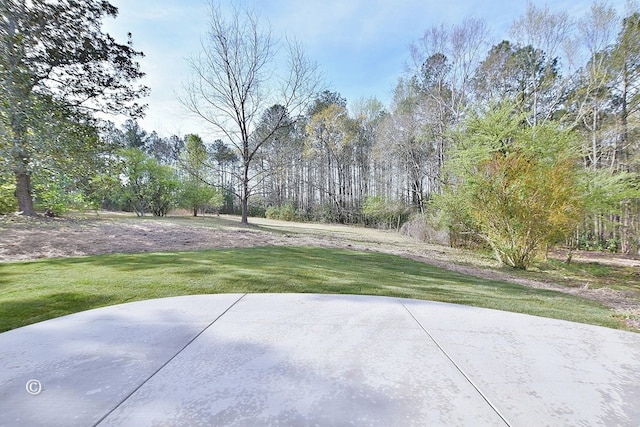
<box><xmin>103</xmin><ymin>0</ymin><xmax>626</xmax><ymax>137</ymax></box>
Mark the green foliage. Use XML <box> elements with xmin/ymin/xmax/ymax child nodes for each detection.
<box><xmin>183</xmin><ymin>134</ymin><xmax>208</xmax><ymax>169</ymax></box>
<box><xmin>266</xmin><ymin>203</ymin><xmax>299</xmax><ymax>221</ymax></box>
<box><xmin>579</xmin><ymin>170</ymin><xmax>640</xmax><ymax>214</ymax></box>
<box><xmin>85</xmin><ymin>173</ymin><xmax>125</xmax><ymax>211</ymax></box>
<box><xmin>0</xmin><ymin>0</ymin><xmax>147</xmax><ymax>214</ymax></box>
<box><xmin>33</xmin><ymin>179</ymin><xmax>88</xmax><ymax>216</ymax></box>
<box><xmin>431</xmin><ymin>191</ymin><xmax>485</xmax><ymax>249</ymax></box>
<box><xmin>248</xmin><ymin>204</ymin><xmax>267</xmax><ymax>218</ymax></box>
<box><xmin>177</xmin><ymin>134</ymin><xmax>221</xmax><ymax>216</ymax></box>
<box><xmin>220</xmin><ymin>186</ymin><xmax>237</xmax><ymax>214</ymax></box>
<box><xmin>313</xmin><ymin>202</ymin><xmax>342</xmax><ymax>223</ymax></box>
<box><xmin>178</xmin><ymin>181</ymin><xmax>222</xmax><ymax>216</ymax></box>
<box><xmin>362</xmin><ymin>196</ymin><xmax>410</xmax><ymax>229</ymax></box>
<box><xmin>146</xmin><ymin>162</ymin><xmax>179</xmax><ymax>217</ymax></box>
<box><xmin>23</xmin><ymin>164</ymin><xmax>99</xmax><ymax>216</ymax></box>
<box><xmin>439</xmin><ymin>104</ymin><xmax>584</xmax><ymax>269</ymax></box>
<box><xmin>119</xmin><ymin>148</ymin><xmax>179</xmax><ymax>216</ymax></box>
<box><xmin>0</xmin><ymin>182</ymin><xmax>17</xmax><ymax>214</ymax></box>
<box><xmin>119</xmin><ymin>148</ymin><xmax>148</xmax><ymax>215</ymax></box>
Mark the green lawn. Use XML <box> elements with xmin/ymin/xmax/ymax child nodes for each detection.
<box><xmin>0</xmin><ymin>246</ymin><xmax>624</xmax><ymax>332</ymax></box>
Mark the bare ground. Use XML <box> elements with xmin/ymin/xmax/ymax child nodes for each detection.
<box><xmin>1</xmin><ymin>213</ymin><xmax>638</xmax><ymax>331</ymax></box>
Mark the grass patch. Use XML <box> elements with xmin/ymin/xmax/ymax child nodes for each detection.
<box><xmin>533</xmin><ymin>258</ymin><xmax>640</xmax><ymax>292</ymax></box>
<box><xmin>0</xmin><ymin>246</ymin><xmax>624</xmax><ymax>332</ymax></box>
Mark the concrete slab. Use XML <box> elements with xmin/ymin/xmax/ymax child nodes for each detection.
<box><xmin>0</xmin><ymin>294</ymin><xmax>245</xmax><ymax>426</ymax></box>
<box><xmin>402</xmin><ymin>299</ymin><xmax>640</xmax><ymax>426</ymax></box>
<box><xmin>0</xmin><ymin>294</ymin><xmax>638</xmax><ymax>426</ymax></box>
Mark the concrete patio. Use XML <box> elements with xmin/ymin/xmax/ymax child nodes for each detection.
<box><xmin>0</xmin><ymin>293</ymin><xmax>639</xmax><ymax>426</ymax></box>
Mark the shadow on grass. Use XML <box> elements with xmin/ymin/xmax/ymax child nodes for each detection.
<box><xmin>0</xmin><ymin>246</ymin><xmax>625</xmax><ymax>331</ymax></box>
<box><xmin>0</xmin><ymin>292</ymin><xmax>114</xmax><ymax>333</ymax></box>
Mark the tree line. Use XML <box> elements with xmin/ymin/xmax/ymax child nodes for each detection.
<box><xmin>1</xmin><ymin>1</ymin><xmax>639</xmax><ymax>269</ymax></box>
<box><xmin>259</xmin><ymin>2</ymin><xmax>640</xmax><ymax>268</ymax></box>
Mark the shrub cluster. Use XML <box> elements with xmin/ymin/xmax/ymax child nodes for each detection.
<box><xmin>0</xmin><ymin>182</ymin><xmax>18</xmax><ymax>214</ymax></box>
<box><xmin>266</xmin><ymin>203</ymin><xmax>300</xmax><ymax>222</ymax></box>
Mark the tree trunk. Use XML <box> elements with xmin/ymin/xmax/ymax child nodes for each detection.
<box><xmin>621</xmin><ymin>202</ymin><xmax>631</xmax><ymax>254</ymax></box>
<box><xmin>15</xmin><ymin>171</ymin><xmax>36</xmax><ymax>216</ymax></box>
<box><xmin>241</xmin><ymin>196</ymin><xmax>248</xmax><ymax>224</ymax></box>
<box><xmin>241</xmin><ymin>164</ymin><xmax>249</xmax><ymax>225</ymax></box>
<box><xmin>10</xmin><ymin>112</ymin><xmax>37</xmax><ymax>216</ymax></box>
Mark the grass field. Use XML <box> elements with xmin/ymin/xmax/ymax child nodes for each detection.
<box><xmin>0</xmin><ymin>245</ymin><xmax>623</xmax><ymax>333</ymax></box>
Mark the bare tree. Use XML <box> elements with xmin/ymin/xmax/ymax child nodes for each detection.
<box><xmin>404</xmin><ymin>18</ymin><xmax>488</xmax><ymax>202</ymax></box>
<box><xmin>571</xmin><ymin>3</ymin><xmax>619</xmax><ymax>170</ymax></box>
<box><xmin>509</xmin><ymin>2</ymin><xmax>573</xmax><ymax>126</ymax></box>
<box><xmin>510</xmin><ymin>2</ymin><xmax>573</xmax><ymax>66</ymax></box>
<box><xmin>409</xmin><ymin>18</ymin><xmax>489</xmax><ymax>122</ymax></box>
<box><xmin>181</xmin><ymin>2</ymin><xmax>321</xmax><ymax>224</ymax></box>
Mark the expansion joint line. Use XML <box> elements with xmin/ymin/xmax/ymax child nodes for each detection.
<box><xmin>400</xmin><ymin>301</ymin><xmax>512</xmax><ymax>427</ymax></box>
<box><xmin>93</xmin><ymin>293</ymin><xmax>248</xmax><ymax>426</ymax></box>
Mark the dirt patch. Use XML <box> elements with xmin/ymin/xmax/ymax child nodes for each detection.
<box><xmin>1</xmin><ymin>213</ymin><xmax>638</xmax><ymax>331</ymax></box>
<box><xmin>0</xmin><ymin>217</ymin><xmax>286</xmax><ymax>261</ymax></box>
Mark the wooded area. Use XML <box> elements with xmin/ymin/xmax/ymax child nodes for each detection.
<box><xmin>1</xmin><ymin>2</ymin><xmax>639</xmax><ymax>269</ymax></box>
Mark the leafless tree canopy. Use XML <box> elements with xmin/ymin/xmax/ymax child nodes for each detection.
<box><xmin>181</xmin><ymin>2</ymin><xmax>321</xmax><ymax>223</ymax></box>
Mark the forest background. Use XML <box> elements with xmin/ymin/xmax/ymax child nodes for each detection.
<box><xmin>1</xmin><ymin>1</ymin><xmax>640</xmax><ymax>270</ymax></box>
